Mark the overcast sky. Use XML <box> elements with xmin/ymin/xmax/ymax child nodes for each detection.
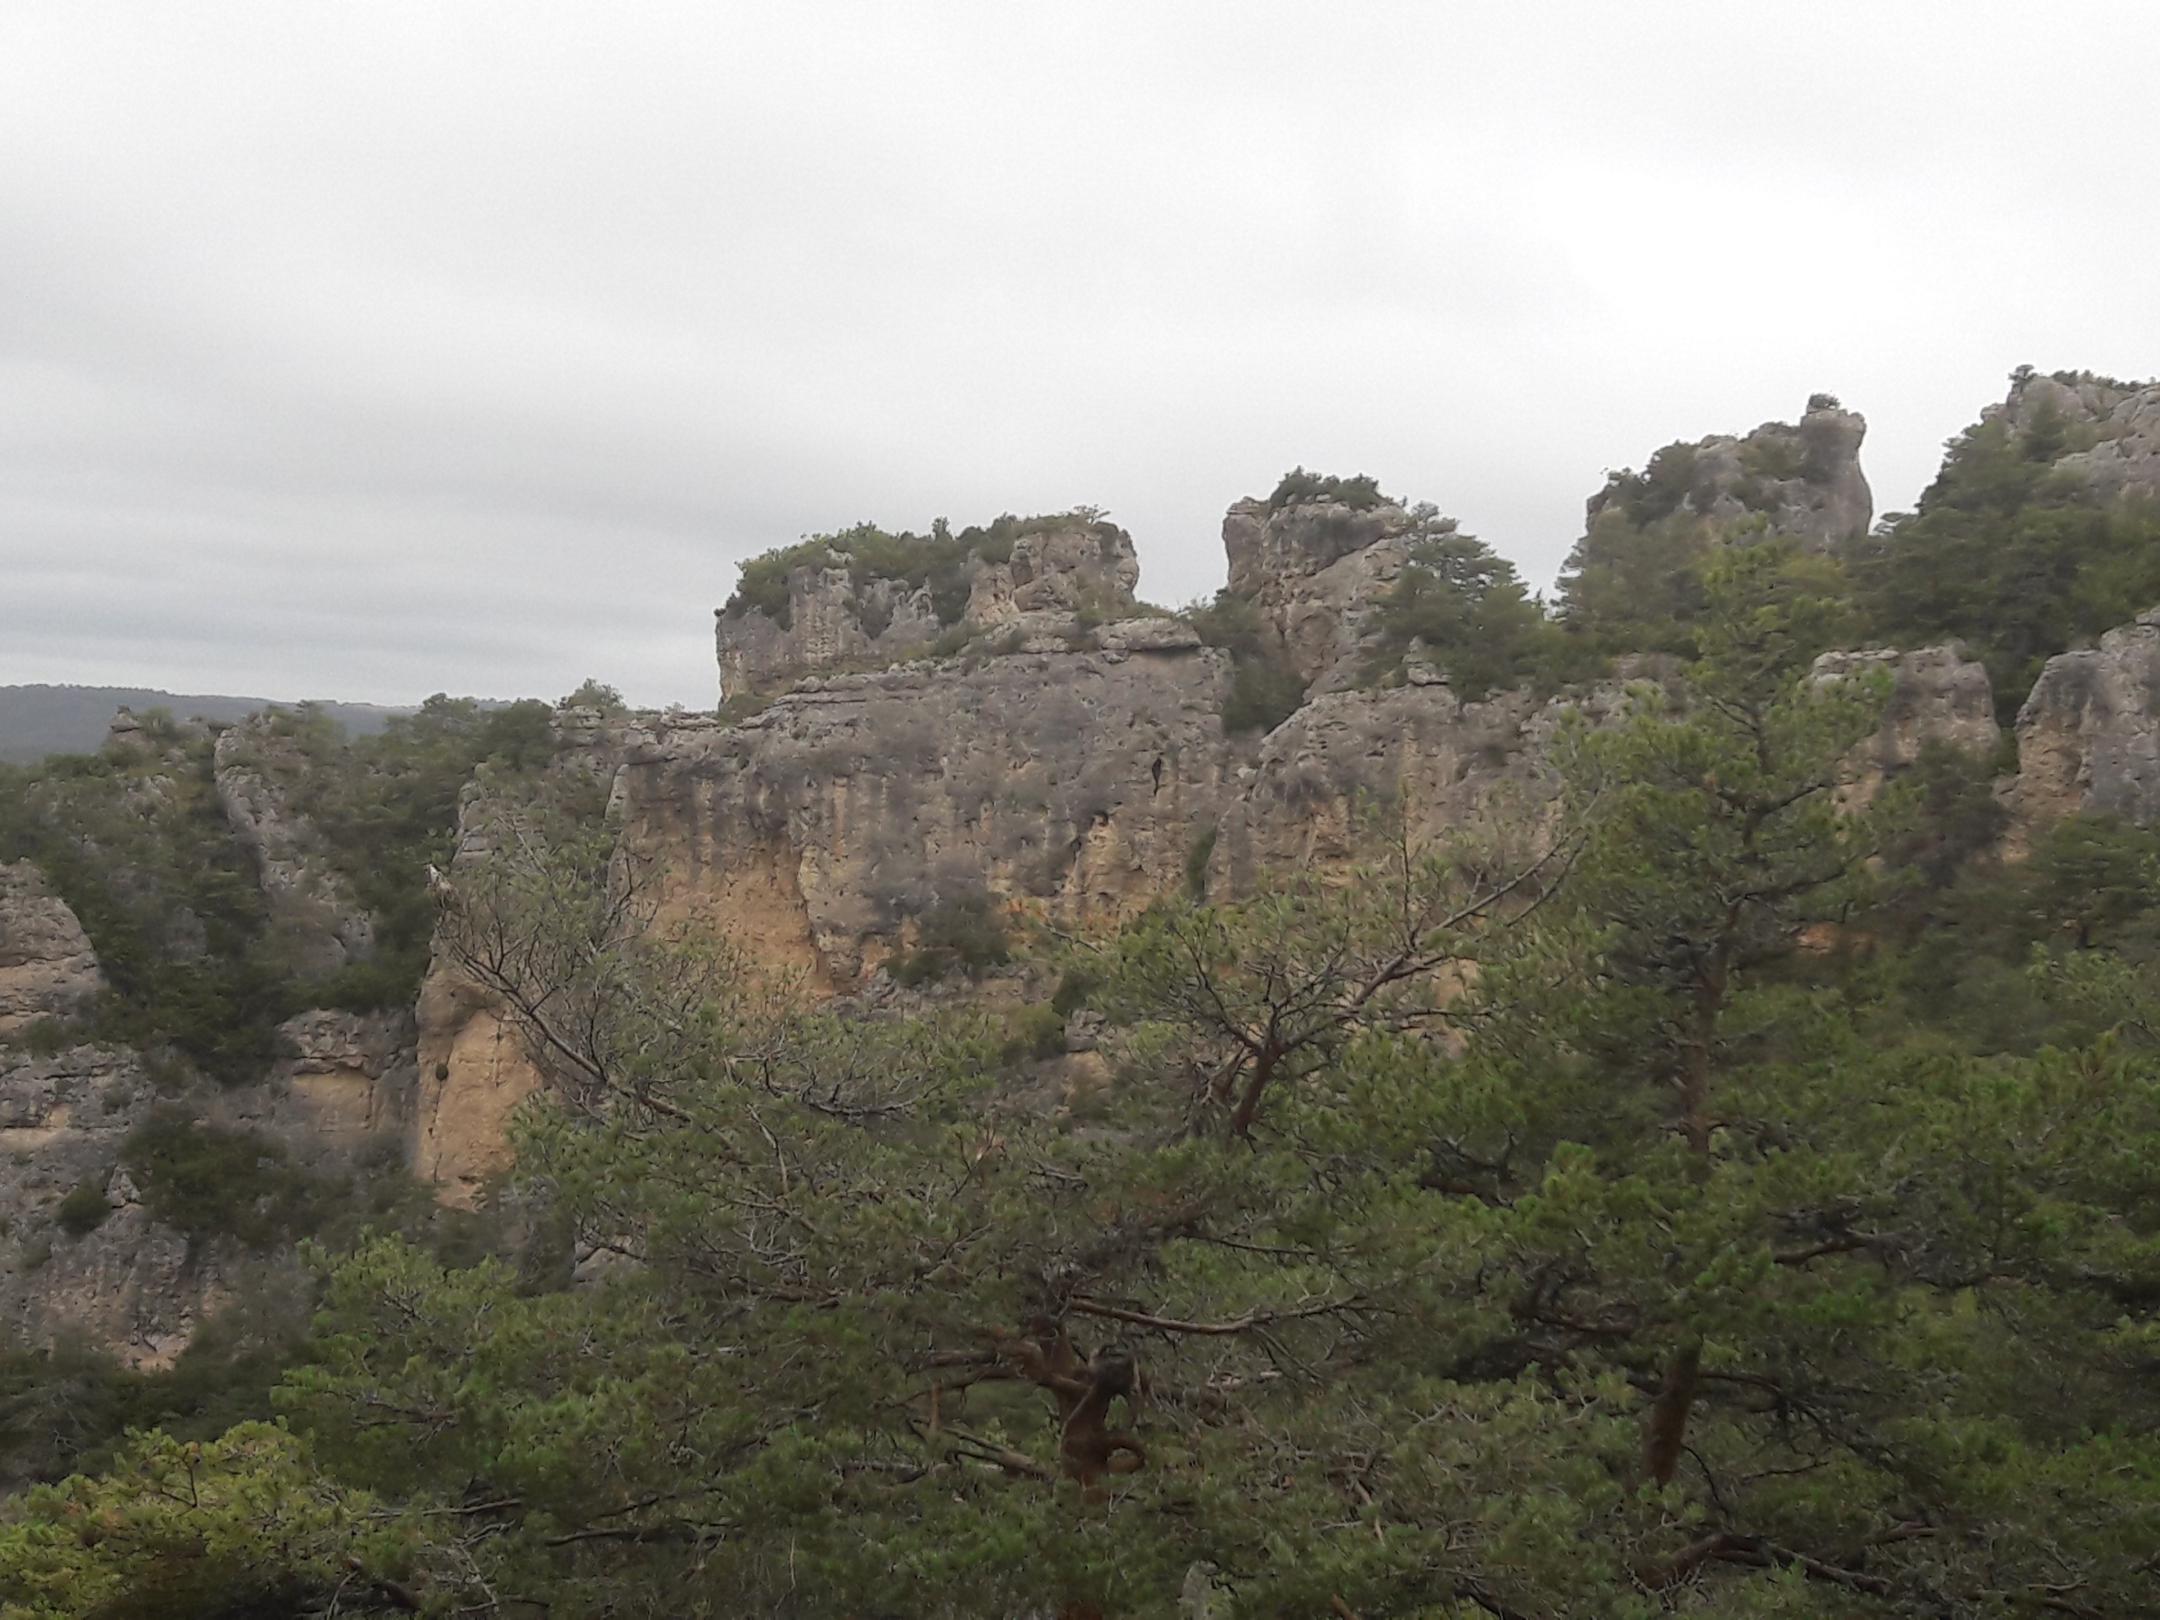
<box><xmin>4</xmin><ymin>4</ymin><xmax>2156</xmax><ymax>708</ymax></box>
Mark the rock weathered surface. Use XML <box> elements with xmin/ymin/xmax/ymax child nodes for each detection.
<box><xmin>0</xmin><ymin>1044</ymin><xmax>220</xmax><ymax>1370</ymax></box>
<box><xmin>1984</xmin><ymin>370</ymin><xmax>2160</xmax><ymax>500</ymax></box>
<box><xmin>714</xmin><ymin>518</ymin><xmax>1141</xmax><ymax>701</ymax></box>
<box><xmin>716</xmin><ymin>565</ymin><xmax>949</xmax><ymax>704</ymax></box>
<box><xmin>0</xmin><ymin>863</ymin><xmax>104</xmax><ymax>1037</ymax></box>
<box><xmin>1209</xmin><ymin>683</ymin><xmax>1591</xmax><ymax>890</ymax></box>
<box><xmin>1591</xmin><ymin>396</ymin><xmax>1874</xmax><ymax>551</ymax></box>
<box><xmin>235</xmin><ymin>1008</ymin><xmax>415</xmax><ymax>1165</ymax></box>
<box><xmin>1811</xmin><ymin>645</ymin><xmax>2001</xmax><ymax>805</ymax></box>
<box><xmin>407</xmin><ymin>784</ymin><xmax>550</xmax><ymax>1210</ymax></box>
<box><xmin>1219</xmin><ymin>494</ymin><xmax>1430</xmax><ymax>689</ymax></box>
<box><xmin>621</xmin><ymin>635</ymin><xmax>1233</xmax><ymax>986</ymax></box>
<box><xmin>2011</xmin><ymin>606</ymin><xmax>2160</xmax><ymax>828</ymax></box>
<box><xmin>213</xmin><ymin>716</ymin><xmax>375</xmax><ymax>974</ymax></box>
<box><xmin>965</xmin><ymin>523</ymin><xmax>1140</xmax><ymax>625</ymax></box>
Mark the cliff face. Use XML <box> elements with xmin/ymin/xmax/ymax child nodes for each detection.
<box><xmin>0</xmin><ymin>1042</ymin><xmax>218</xmax><ymax>1370</ymax></box>
<box><xmin>2012</xmin><ymin>607</ymin><xmax>2160</xmax><ymax>828</ymax></box>
<box><xmin>213</xmin><ymin>716</ymin><xmax>375</xmax><ymax>974</ymax></box>
<box><xmin>620</xmin><ymin>620</ymin><xmax>1229</xmax><ymax>985</ymax></box>
<box><xmin>1219</xmin><ymin>494</ymin><xmax>1428</xmax><ymax>689</ymax></box>
<box><xmin>714</xmin><ymin>517</ymin><xmax>1141</xmax><ymax>700</ymax></box>
<box><xmin>1984</xmin><ymin>371</ymin><xmax>2160</xmax><ymax>500</ymax></box>
<box><xmin>0</xmin><ymin>862</ymin><xmax>104</xmax><ymax>1037</ymax></box>
<box><xmin>1811</xmin><ymin>645</ymin><xmax>2001</xmax><ymax>807</ymax></box>
<box><xmin>1589</xmin><ymin>397</ymin><xmax>1874</xmax><ymax>551</ymax></box>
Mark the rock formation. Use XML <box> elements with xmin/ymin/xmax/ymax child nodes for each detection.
<box><xmin>2011</xmin><ymin>606</ymin><xmax>2160</xmax><ymax>828</ymax></box>
<box><xmin>620</xmin><ymin>622</ymin><xmax>1230</xmax><ymax>985</ymax></box>
<box><xmin>213</xmin><ymin>715</ymin><xmax>375</xmax><ymax>974</ymax></box>
<box><xmin>1811</xmin><ymin>645</ymin><xmax>2001</xmax><ymax>806</ymax></box>
<box><xmin>0</xmin><ymin>1042</ymin><xmax>223</xmax><ymax>1369</ymax></box>
<box><xmin>1588</xmin><ymin>395</ymin><xmax>1874</xmax><ymax>551</ymax></box>
<box><xmin>1983</xmin><ymin>370</ymin><xmax>2160</xmax><ymax>500</ymax></box>
<box><xmin>241</xmin><ymin>1008</ymin><xmax>415</xmax><ymax>1165</ymax></box>
<box><xmin>1218</xmin><ymin>486</ymin><xmax>1436</xmax><ymax>690</ymax></box>
<box><xmin>714</xmin><ymin>515</ymin><xmax>1141</xmax><ymax>700</ymax></box>
<box><xmin>0</xmin><ymin>862</ymin><xmax>103</xmax><ymax>1036</ymax></box>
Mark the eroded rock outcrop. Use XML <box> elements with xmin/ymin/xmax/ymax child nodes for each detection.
<box><xmin>0</xmin><ymin>1043</ymin><xmax>220</xmax><ymax>1369</ymax></box>
<box><xmin>622</xmin><ymin>629</ymin><xmax>1231</xmax><ymax>985</ymax></box>
<box><xmin>715</xmin><ymin>516</ymin><xmax>1140</xmax><ymax>701</ymax></box>
<box><xmin>965</xmin><ymin>522</ymin><xmax>1140</xmax><ymax>625</ymax></box>
<box><xmin>2011</xmin><ymin>606</ymin><xmax>2160</xmax><ymax>829</ymax></box>
<box><xmin>213</xmin><ymin>716</ymin><xmax>375</xmax><ymax>974</ymax></box>
<box><xmin>408</xmin><ymin>787</ymin><xmax>549</xmax><ymax>1209</ymax></box>
<box><xmin>1219</xmin><ymin>488</ymin><xmax>1434</xmax><ymax>690</ymax></box>
<box><xmin>1210</xmin><ymin>682</ymin><xmax>1591</xmax><ymax>889</ymax></box>
<box><xmin>0</xmin><ymin>863</ymin><xmax>104</xmax><ymax>1036</ymax></box>
<box><xmin>1985</xmin><ymin>370</ymin><xmax>2160</xmax><ymax>500</ymax></box>
<box><xmin>238</xmin><ymin>1009</ymin><xmax>415</xmax><ymax>1165</ymax></box>
<box><xmin>1590</xmin><ymin>396</ymin><xmax>1874</xmax><ymax>551</ymax></box>
<box><xmin>1811</xmin><ymin>645</ymin><xmax>2000</xmax><ymax>805</ymax></box>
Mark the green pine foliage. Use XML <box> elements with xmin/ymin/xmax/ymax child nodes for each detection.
<box><xmin>1364</xmin><ymin>528</ymin><xmax>1598</xmax><ymax>696</ymax></box>
<box><xmin>1183</xmin><ymin>590</ymin><xmax>1307</xmax><ymax>734</ymax></box>
<box><xmin>1844</xmin><ymin>401</ymin><xmax>2160</xmax><ymax>719</ymax></box>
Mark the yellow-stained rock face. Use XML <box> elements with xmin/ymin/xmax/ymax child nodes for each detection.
<box><xmin>409</xmin><ymin>967</ymin><xmax>543</xmax><ymax>1210</ymax></box>
<box><xmin>612</xmin><ymin>635</ymin><xmax>1235</xmax><ymax>986</ymax></box>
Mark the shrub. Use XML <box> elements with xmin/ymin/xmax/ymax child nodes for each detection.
<box><xmin>999</xmin><ymin>1003</ymin><xmax>1068</xmax><ymax>1064</ymax></box>
<box><xmin>119</xmin><ymin>1113</ymin><xmax>320</xmax><ymax>1248</ymax></box>
<box><xmin>17</xmin><ymin>1017</ymin><xmax>70</xmax><ymax>1058</ymax></box>
<box><xmin>1221</xmin><ymin>657</ymin><xmax>1307</xmax><ymax>736</ymax></box>
<box><xmin>888</xmin><ymin>892</ymin><xmax>1012</xmax><ymax>985</ymax></box>
<box><xmin>1186</xmin><ymin>592</ymin><xmax>1308</xmax><ymax>735</ymax></box>
<box><xmin>1184</xmin><ymin>829</ymin><xmax>1218</xmax><ymax>899</ymax></box>
<box><xmin>55</xmin><ymin>1177</ymin><xmax>111</xmax><ymax>1237</ymax></box>
<box><xmin>559</xmin><ymin>679</ymin><xmax>627</xmax><ymax>713</ymax></box>
<box><xmin>1050</xmin><ymin>967</ymin><xmax>1098</xmax><ymax>1018</ymax></box>
<box><xmin>1266</xmin><ymin>468</ymin><xmax>1388</xmax><ymax>512</ymax></box>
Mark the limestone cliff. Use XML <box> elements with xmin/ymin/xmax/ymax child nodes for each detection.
<box><xmin>1209</xmin><ymin>679</ymin><xmax>1596</xmax><ymax>890</ymax></box>
<box><xmin>0</xmin><ymin>862</ymin><xmax>103</xmax><ymax>1037</ymax></box>
<box><xmin>1983</xmin><ymin>369</ymin><xmax>2160</xmax><ymax>500</ymax></box>
<box><xmin>1588</xmin><ymin>396</ymin><xmax>1874</xmax><ymax>551</ymax></box>
<box><xmin>714</xmin><ymin>514</ymin><xmax>1140</xmax><ymax>700</ymax></box>
<box><xmin>1218</xmin><ymin>486</ymin><xmax>1434</xmax><ymax>690</ymax></box>
<box><xmin>621</xmin><ymin>620</ymin><xmax>1230</xmax><ymax>985</ymax></box>
<box><xmin>1811</xmin><ymin>645</ymin><xmax>2001</xmax><ymax>806</ymax></box>
<box><xmin>2011</xmin><ymin>606</ymin><xmax>2160</xmax><ymax>829</ymax></box>
<box><xmin>213</xmin><ymin>715</ymin><xmax>375</xmax><ymax>974</ymax></box>
<box><xmin>0</xmin><ymin>1042</ymin><xmax>216</xmax><ymax>1370</ymax></box>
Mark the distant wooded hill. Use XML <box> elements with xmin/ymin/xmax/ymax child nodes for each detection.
<box><xmin>0</xmin><ymin>685</ymin><xmax>411</xmax><ymax>764</ymax></box>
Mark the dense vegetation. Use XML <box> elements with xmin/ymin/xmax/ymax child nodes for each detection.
<box><xmin>1843</xmin><ymin>399</ymin><xmax>2160</xmax><ymax>719</ymax></box>
<box><xmin>0</xmin><ymin>696</ymin><xmax>565</xmax><ymax>1080</ymax></box>
<box><xmin>0</xmin><ymin>719</ymin><xmax>300</xmax><ymax>1076</ymax></box>
<box><xmin>1183</xmin><ymin>590</ymin><xmax>1309</xmax><ymax>733</ymax></box>
<box><xmin>10</xmin><ymin>548</ymin><xmax>2160</xmax><ymax>1617</ymax></box>
<box><xmin>1363</xmin><ymin>529</ymin><xmax>1593</xmax><ymax>697</ymax></box>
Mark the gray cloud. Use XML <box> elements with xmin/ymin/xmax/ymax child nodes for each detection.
<box><xmin>3</xmin><ymin>2</ymin><xmax>2157</xmax><ymax>707</ymax></box>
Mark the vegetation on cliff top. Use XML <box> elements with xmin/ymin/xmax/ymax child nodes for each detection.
<box><xmin>723</xmin><ymin>509</ymin><xmax>1127</xmax><ymax>630</ymax></box>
